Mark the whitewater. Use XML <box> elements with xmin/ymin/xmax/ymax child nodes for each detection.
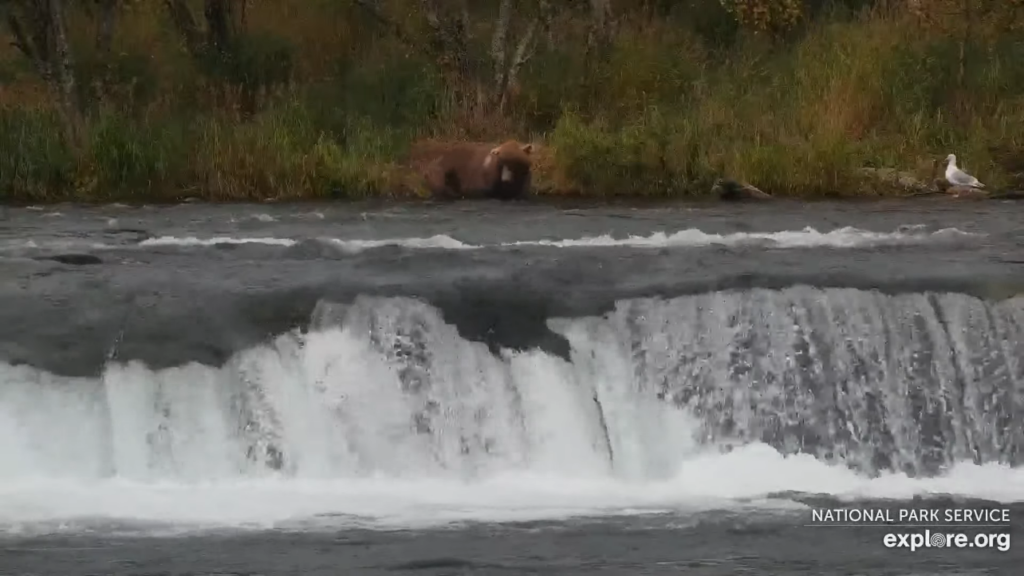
<box><xmin>133</xmin><ymin>223</ymin><xmax>978</xmax><ymax>252</ymax></box>
<box><xmin>2</xmin><ymin>287</ymin><xmax>1024</xmax><ymax>534</ymax></box>
<box><xmin>2</xmin><ymin>200</ymin><xmax>1024</xmax><ymax>572</ymax></box>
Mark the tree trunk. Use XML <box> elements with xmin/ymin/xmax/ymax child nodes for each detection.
<box><xmin>205</xmin><ymin>0</ymin><xmax>240</xmax><ymax>52</ymax></box>
<box><xmin>486</xmin><ymin>0</ymin><xmax>540</xmax><ymax>113</ymax></box>
<box><xmin>352</xmin><ymin>0</ymin><xmax>543</xmax><ymax>117</ymax></box>
<box><xmin>48</xmin><ymin>0</ymin><xmax>82</xmax><ymax>145</ymax></box>
<box><xmin>4</xmin><ymin>0</ymin><xmax>82</xmax><ymax>144</ymax></box>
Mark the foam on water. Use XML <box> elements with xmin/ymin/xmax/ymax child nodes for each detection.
<box><xmin>508</xmin><ymin>226</ymin><xmax>980</xmax><ymax>249</ymax></box>
<box><xmin>1</xmin><ymin>289</ymin><xmax>1022</xmax><ymax>535</ymax></box>
<box><xmin>138</xmin><ymin>236</ymin><xmax>298</xmax><ymax>247</ymax></box>
<box><xmin>0</xmin><ymin>448</ymin><xmax>1021</xmax><ymax>535</ymax></box>
<box><xmin>132</xmin><ymin>225</ymin><xmax>979</xmax><ymax>252</ymax></box>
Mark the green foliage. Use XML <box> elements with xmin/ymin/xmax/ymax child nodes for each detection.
<box><xmin>1</xmin><ymin>0</ymin><xmax>1024</xmax><ymax>202</ymax></box>
<box><xmin>196</xmin><ymin>31</ymin><xmax>294</xmax><ymax>101</ymax></box>
<box><xmin>550</xmin><ymin>109</ymin><xmax>708</xmax><ymax>197</ymax></box>
<box><xmin>86</xmin><ymin>114</ymin><xmax>189</xmax><ymax>197</ymax></box>
<box><xmin>0</xmin><ymin>109</ymin><xmax>76</xmax><ymax>201</ymax></box>
<box><xmin>74</xmin><ymin>52</ymin><xmax>162</xmax><ymax>113</ymax></box>
<box><xmin>318</xmin><ymin>54</ymin><xmax>442</xmax><ymax>133</ymax></box>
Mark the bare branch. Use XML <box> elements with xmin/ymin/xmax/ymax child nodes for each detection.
<box><xmin>499</xmin><ymin>19</ymin><xmax>538</xmax><ymax>111</ymax></box>
<box><xmin>509</xmin><ymin>20</ymin><xmax>538</xmax><ymax>85</ymax></box>
<box><xmin>352</xmin><ymin>0</ymin><xmax>540</xmax><ymax>115</ymax></box>
<box><xmin>6</xmin><ymin>12</ymin><xmax>45</xmax><ymax>76</ymax></box>
<box><xmin>164</xmin><ymin>0</ymin><xmax>202</xmax><ymax>53</ymax></box>
<box><xmin>350</xmin><ymin>0</ymin><xmax>417</xmax><ymax>48</ymax></box>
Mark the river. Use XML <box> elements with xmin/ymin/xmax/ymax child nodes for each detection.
<box><xmin>1</xmin><ymin>199</ymin><xmax>1022</xmax><ymax>575</ymax></box>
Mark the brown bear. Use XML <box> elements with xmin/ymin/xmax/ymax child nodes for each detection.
<box><xmin>712</xmin><ymin>178</ymin><xmax>773</xmax><ymax>201</ymax></box>
<box><xmin>409</xmin><ymin>139</ymin><xmax>534</xmax><ymax>200</ymax></box>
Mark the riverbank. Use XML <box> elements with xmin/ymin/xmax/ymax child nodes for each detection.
<box><xmin>2</xmin><ymin>107</ymin><xmax>1019</xmax><ymax>205</ymax></box>
<box><xmin>1</xmin><ymin>3</ymin><xmax>1022</xmax><ymax>204</ymax></box>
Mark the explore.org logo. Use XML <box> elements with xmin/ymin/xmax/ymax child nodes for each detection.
<box><xmin>883</xmin><ymin>530</ymin><xmax>1011</xmax><ymax>552</ymax></box>
<box><xmin>806</xmin><ymin>506</ymin><xmax>1013</xmax><ymax>553</ymax></box>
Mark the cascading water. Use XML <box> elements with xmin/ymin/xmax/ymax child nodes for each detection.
<box><xmin>0</xmin><ymin>295</ymin><xmax>695</xmax><ymax>484</ymax></box>
<box><xmin>2</xmin><ymin>286</ymin><xmax>1024</xmax><ymax>531</ymax></box>
<box><xmin>2</xmin><ymin>286</ymin><xmax>1022</xmax><ymax>483</ymax></box>
<box><xmin>559</xmin><ymin>288</ymin><xmax>1024</xmax><ymax>478</ymax></box>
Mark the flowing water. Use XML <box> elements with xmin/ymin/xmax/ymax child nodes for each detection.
<box><xmin>1</xmin><ymin>200</ymin><xmax>1023</xmax><ymax>574</ymax></box>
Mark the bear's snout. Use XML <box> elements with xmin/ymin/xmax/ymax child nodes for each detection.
<box><xmin>501</xmin><ymin>166</ymin><xmax>513</xmax><ymax>182</ymax></box>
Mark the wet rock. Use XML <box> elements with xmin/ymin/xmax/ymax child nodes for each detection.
<box><xmin>855</xmin><ymin>167</ymin><xmax>930</xmax><ymax>194</ymax></box>
<box><xmin>713</xmin><ymin>178</ymin><xmax>773</xmax><ymax>201</ymax></box>
<box><xmin>105</xmin><ymin>227</ymin><xmax>152</xmax><ymax>243</ymax></box>
<box><xmin>946</xmin><ymin>186</ymin><xmax>988</xmax><ymax>200</ymax></box>
<box><xmin>933</xmin><ymin>178</ymin><xmax>988</xmax><ymax>199</ymax></box>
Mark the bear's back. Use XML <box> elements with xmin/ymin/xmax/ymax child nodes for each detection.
<box><xmin>407</xmin><ymin>139</ymin><xmax>532</xmax><ymax>200</ymax></box>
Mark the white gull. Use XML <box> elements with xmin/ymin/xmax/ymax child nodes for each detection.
<box><xmin>944</xmin><ymin>153</ymin><xmax>985</xmax><ymax>188</ymax></box>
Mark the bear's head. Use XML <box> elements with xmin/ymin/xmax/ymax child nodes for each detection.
<box><xmin>482</xmin><ymin>140</ymin><xmax>533</xmax><ymax>199</ymax></box>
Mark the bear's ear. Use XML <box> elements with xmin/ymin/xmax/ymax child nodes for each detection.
<box><xmin>521</xmin><ymin>143</ymin><xmax>533</xmax><ymax>154</ymax></box>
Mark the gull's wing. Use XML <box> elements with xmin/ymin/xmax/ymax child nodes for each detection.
<box><xmin>949</xmin><ymin>167</ymin><xmax>982</xmax><ymax>187</ymax></box>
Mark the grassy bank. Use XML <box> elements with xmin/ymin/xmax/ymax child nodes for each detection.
<box><xmin>1</xmin><ymin>1</ymin><xmax>1023</xmax><ymax>203</ymax></box>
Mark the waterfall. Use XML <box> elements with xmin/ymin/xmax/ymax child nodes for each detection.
<box><xmin>1</xmin><ymin>287</ymin><xmax>1022</xmax><ymax>485</ymax></box>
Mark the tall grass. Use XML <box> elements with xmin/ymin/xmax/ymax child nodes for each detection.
<box><xmin>544</xmin><ymin>14</ymin><xmax>1024</xmax><ymax>197</ymax></box>
<box><xmin>1</xmin><ymin>3</ymin><xmax>1023</xmax><ymax>203</ymax></box>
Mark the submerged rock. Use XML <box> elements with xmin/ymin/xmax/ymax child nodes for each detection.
<box><xmin>35</xmin><ymin>254</ymin><xmax>104</xmax><ymax>266</ymax></box>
